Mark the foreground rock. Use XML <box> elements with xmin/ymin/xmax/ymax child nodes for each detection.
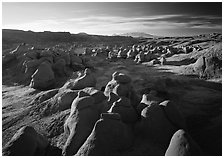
<box><xmin>108</xmin><ymin>97</ymin><xmax>138</xmax><ymax>124</ymax></box>
<box><xmin>62</xmin><ymin>91</ymin><xmax>100</xmax><ymax>155</ymax></box>
<box><xmin>135</xmin><ymin>100</ymin><xmax>186</xmax><ymax>150</ymax></box>
<box><xmin>104</xmin><ymin>72</ymin><xmax>140</xmax><ymax>109</ymax></box>
<box><xmin>69</xmin><ymin>68</ymin><xmax>97</xmax><ymax>90</ymax></box>
<box><xmin>3</xmin><ymin>126</ymin><xmax>49</xmax><ymax>156</ymax></box>
<box><xmin>165</xmin><ymin>129</ymin><xmax>202</xmax><ymax>156</ymax></box>
<box><xmin>76</xmin><ymin>113</ymin><xmax>134</xmax><ymax>156</ymax></box>
<box><xmin>30</xmin><ymin>61</ymin><xmax>55</xmax><ymax>90</ymax></box>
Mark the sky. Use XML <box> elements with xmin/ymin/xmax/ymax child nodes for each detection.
<box><xmin>2</xmin><ymin>2</ymin><xmax>222</xmax><ymax>36</ymax></box>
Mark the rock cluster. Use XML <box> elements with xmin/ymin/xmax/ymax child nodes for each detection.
<box><xmin>3</xmin><ymin>70</ymin><xmax>203</xmax><ymax>156</ymax></box>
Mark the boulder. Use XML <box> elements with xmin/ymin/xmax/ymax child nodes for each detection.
<box><xmin>137</xmin><ymin>90</ymin><xmax>164</xmax><ymax>114</ymax></box>
<box><xmin>104</xmin><ymin>72</ymin><xmax>139</xmax><ymax>109</ymax></box>
<box><xmin>23</xmin><ymin>59</ymin><xmax>41</xmax><ymax>79</ymax></box>
<box><xmin>44</xmin><ymin>145</ymin><xmax>62</xmax><ymax>156</ymax></box>
<box><xmin>107</xmin><ymin>51</ymin><xmax>117</xmax><ymax>60</ymax></box>
<box><xmin>165</xmin><ymin>129</ymin><xmax>202</xmax><ymax>156</ymax></box>
<box><xmin>52</xmin><ymin>58</ymin><xmax>67</xmax><ymax>77</ymax></box>
<box><xmin>107</xmin><ymin>92</ymin><xmax>120</xmax><ymax>107</ymax></box>
<box><xmin>117</xmin><ymin>49</ymin><xmax>128</xmax><ymax>59</ymax></box>
<box><xmin>193</xmin><ymin>56</ymin><xmax>206</xmax><ymax>77</ymax></box>
<box><xmin>70</xmin><ymin>53</ymin><xmax>83</xmax><ymax>65</ymax></box>
<box><xmin>108</xmin><ymin>97</ymin><xmax>138</xmax><ymax>124</ymax></box>
<box><xmin>82</xmin><ymin>87</ymin><xmax>107</xmax><ymax>104</ymax></box>
<box><xmin>160</xmin><ymin>57</ymin><xmax>166</xmax><ymax>65</ymax></box>
<box><xmin>3</xmin><ymin>126</ymin><xmax>49</xmax><ymax>156</ymax></box>
<box><xmin>146</xmin><ymin>59</ymin><xmax>160</xmax><ymax>66</ymax></box>
<box><xmin>39</xmin><ymin>49</ymin><xmax>52</xmax><ymax>57</ymax></box>
<box><xmin>63</xmin><ymin>91</ymin><xmax>100</xmax><ymax>155</ymax></box>
<box><xmin>135</xmin><ymin>100</ymin><xmax>186</xmax><ymax>150</ymax></box>
<box><xmin>3</xmin><ymin>53</ymin><xmax>16</xmax><ymax>66</ymax></box>
<box><xmin>3</xmin><ymin>44</ymin><xmax>29</xmax><ymax>66</ymax></box>
<box><xmin>82</xmin><ymin>56</ymin><xmax>95</xmax><ymax>68</ymax></box>
<box><xmin>56</xmin><ymin>89</ymin><xmax>79</xmax><ymax>111</ymax></box>
<box><xmin>104</xmin><ymin>72</ymin><xmax>132</xmax><ymax>97</ymax></box>
<box><xmin>70</xmin><ymin>68</ymin><xmax>97</xmax><ymax>90</ymax></box>
<box><xmin>134</xmin><ymin>52</ymin><xmax>145</xmax><ymax>63</ymax></box>
<box><xmin>34</xmin><ymin>88</ymin><xmax>59</xmax><ymax>103</ymax></box>
<box><xmin>144</xmin><ymin>52</ymin><xmax>157</xmax><ymax>62</ymax></box>
<box><xmin>83</xmin><ymin>48</ymin><xmax>92</xmax><ymax>56</ymax></box>
<box><xmin>62</xmin><ymin>52</ymin><xmax>71</xmax><ymax>65</ymax></box>
<box><xmin>24</xmin><ymin>49</ymin><xmax>39</xmax><ymax>60</ymax></box>
<box><xmin>76</xmin><ymin>113</ymin><xmax>134</xmax><ymax>156</ymax></box>
<box><xmin>127</xmin><ymin>49</ymin><xmax>135</xmax><ymax>59</ymax></box>
<box><xmin>30</xmin><ymin>61</ymin><xmax>55</xmax><ymax>90</ymax></box>
<box><xmin>40</xmin><ymin>56</ymin><xmax>54</xmax><ymax>64</ymax></box>
<box><xmin>204</xmin><ymin>56</ymin><xmax>222</xmax><ymax>78</ymax></box>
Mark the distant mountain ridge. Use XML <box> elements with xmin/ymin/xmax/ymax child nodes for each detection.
<box><xmin>118</xmin><ymin>32</ymin><xmax>159</xmax><ymax>38</ymax></box>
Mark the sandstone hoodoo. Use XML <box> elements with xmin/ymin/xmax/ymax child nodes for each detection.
<box><xmin>76</xmin><ymin>113</ymin><xmax>134</xmax><ymax>156</ymax></box>
<box><xmin>30</xmin><ymin>61</ymin><xmax>55</xmax><ymax>90</ymax></box>
<box><xmin>69</xmin><ymin>68</ymin><xmax>97</xmax><ymax>90</ymax></box>
<box><xmin>108</xmin><ymin>97</ymin><xmax>138</xmax><ymax>124</ymax></box>
<box><xmin>3</xmin><ymin>126</ymin><xmax>49</xmax><ymax>156</ymax></box>
<box><xmin>165</xmin><ymin>129</ymin><xmax>202</xmax><ymax>156</ymax></box>
<box><xmin>2</xmin><ymin>27</ymin><xmax>222</xmax><ymax>156</ymax></box>
<box><xmin>62</xmin><ymin>91</ymin><xmax>100</xmax><ymax>156</ymax></box>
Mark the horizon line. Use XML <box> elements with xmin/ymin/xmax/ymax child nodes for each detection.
<box><xmin>2</xmin><ymin>28</ymin><xmax>222</xmax><ymax>38</ymax></box>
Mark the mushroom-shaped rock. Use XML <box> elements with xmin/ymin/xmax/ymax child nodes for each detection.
<box><xmin>108</xmin><ymin>97</ymin><xmax>138</xmax><ymax>124</ymax></box>
<box><xmin>104</xmin><ymin>72</ymin><xmax>132</xmax><ymax>97</ymax></box>
<box><xmin>62</xmin><ymin>91</ymin><xmax>100</xmax><ymax>156</ymax></box>
<box><xmin>165</xmin><ymin>129</ymin><xmax>202</xmax><ymax>156</ymax></box>
<box><xmin>70</xmin><ymin>68</ymin><xmax>97</xmax><ymax>90</ymax></box>
<box><xmin>105</xmin><ymin>72</ymin><xmax>140</xmax><ymax>109</ymax></box>
<box><xmin>3</xmin><ymin>126</ymin><xmax>49</xmax><ymax>156</ymax></box>
<box><xmin>135</xmin><ymin>100</ymin><xmax>186</xmax><ymax>150</ymax></box>
<box><xmin>30</xmin><ymin>61</ymin><xmax>55</xmax><ymax>90</ymax></box>
<box><xmin>76</xmin><ymin>113</ymin><xmax>134</xmax><ymax>156</ymax></box>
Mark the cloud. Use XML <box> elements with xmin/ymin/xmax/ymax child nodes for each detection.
<box><xmin>3</xmin><ymin>14</ymin><xmax>222</xmax><ymax>35</ymax></box>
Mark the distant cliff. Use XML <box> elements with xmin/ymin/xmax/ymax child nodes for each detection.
<box><xmin>2</xmin><ymin>29</ymin><xmax>138</xmax><ymax>49</ymax></box>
